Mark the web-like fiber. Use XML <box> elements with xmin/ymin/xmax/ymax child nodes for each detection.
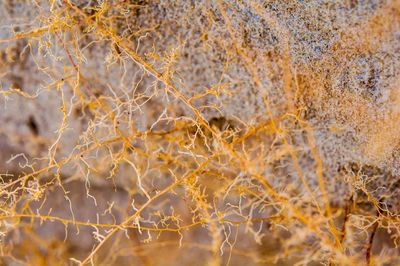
<box><xmin>0</xmin><ymin>0</ymin><xmax>399</xmax><ymax>265</ymax></box>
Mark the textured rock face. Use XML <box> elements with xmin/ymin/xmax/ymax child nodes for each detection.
<box><xmin>0</xmin><ymin>0</ymin><xmax>400</xmax><ymax>265</ymax></box>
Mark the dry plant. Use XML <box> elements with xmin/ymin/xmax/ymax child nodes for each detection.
<box><xmin>0</xmin><ymin>0</ymin><xmax>399</xmax><ymax>265</ymax></box>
